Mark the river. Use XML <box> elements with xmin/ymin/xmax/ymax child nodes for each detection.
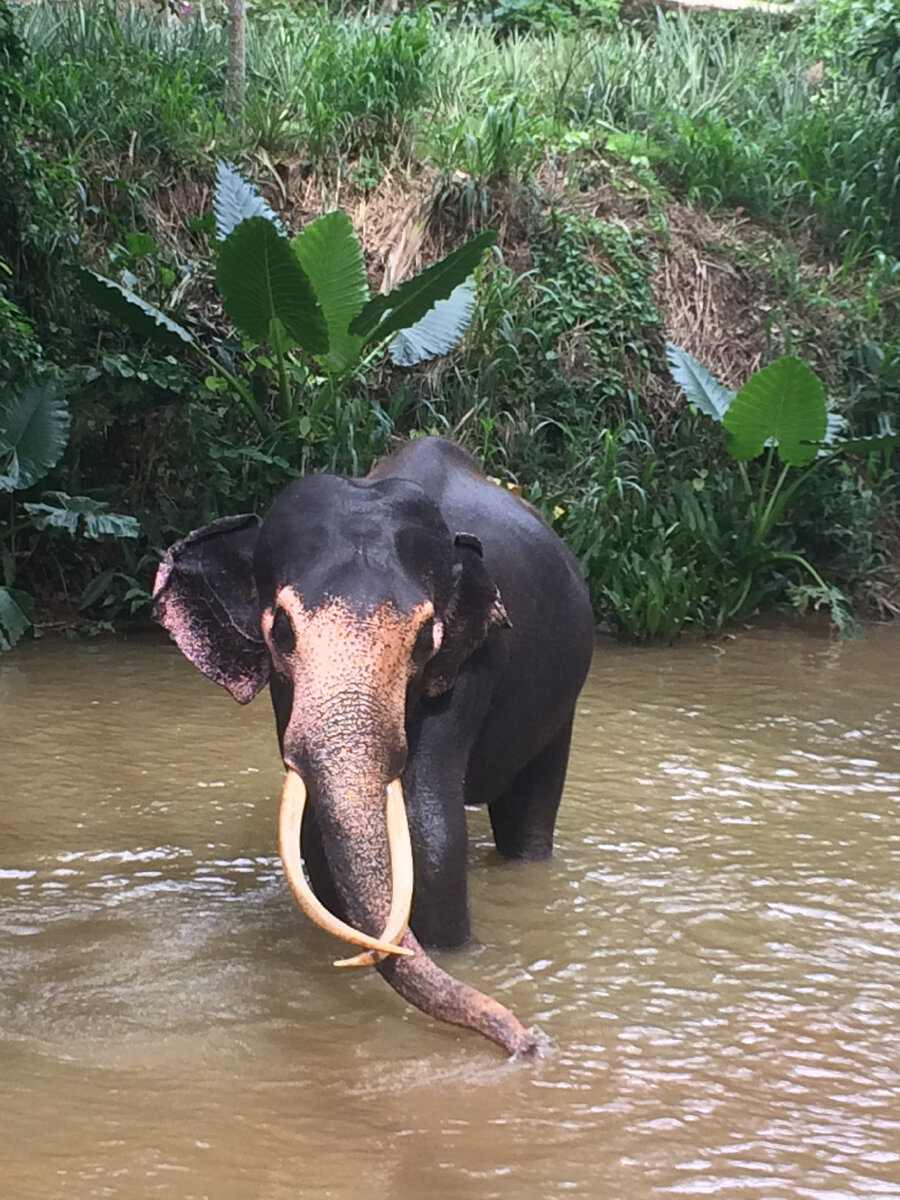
<box><xmin>2</xmin><ymin>623</ymin><xmax>899</xmax><ymax>1198</ymax></box>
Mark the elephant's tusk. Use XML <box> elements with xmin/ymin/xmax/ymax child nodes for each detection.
<box><xmin>278</xmin><ymin>770</ymin><xmax>412</xmax><ymax>959</ymax></box>
<box><xmin>333</xmin><ymin>778</ymin><xmax>414</xmax><ymax>968</ymax></box>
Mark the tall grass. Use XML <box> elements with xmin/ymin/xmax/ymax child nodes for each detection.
<box><xmin>245</xmin><ymin>7</ymin><xmax>434</xmax><ymax>163</ymax></box>
<box><xmin>427</xmin><ymin>9</ymin><xmax>900</xmax><ymax>260</ymax></box>
<box><xmin>20</xmin><ymin>0</ymin><xmax>225</xmax><ymax>165</ymax></box>
<box><xmin>19</xmin><ymin>1</ymin><xmax>433</xmax><ymax>169</ymax></box>
<box><xmin>578</xmin><ymin>11</ymin><xmax>900</xmax><ymax>259</ymax></box>
<box><xmin>17</xmin><ymin>1</ymin><xmax>900</xmax><ymax>256</ymax></box>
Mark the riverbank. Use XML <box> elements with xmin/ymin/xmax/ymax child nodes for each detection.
<box><xmin>2</xmin><ymin>0</ymin><xmax>898</xmax><ymax>646</ymax></box>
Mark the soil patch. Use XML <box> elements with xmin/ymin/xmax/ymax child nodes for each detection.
<box><xmin>651</xmin><ymin>202</ymin><xmax>773</xmax><ymax>390</ymax></box>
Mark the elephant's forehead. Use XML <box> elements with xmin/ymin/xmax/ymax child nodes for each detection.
<box><xmin>266</xmin><ymin>473</ymin><xmax>443</xmax><ymax>534</ymax></box>
<box><xmin>265</xmin><ymin>586</ymin><xmax>433</xmax><ymax>683</ymax></box>
<box><xmin>261</xmin><ymin>481</ymin><xmax>448</xmax><ymax>572</ymax></box>
<box><xmin>278</xmin><ymin>586</ymin><xmax>429</xmax><ymax>635</ymax></box>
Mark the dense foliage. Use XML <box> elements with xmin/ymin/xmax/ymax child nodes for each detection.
<box><xmin>1</xmin><ymin>0</ymin><xmax>898</xmax><ymax>644</ymax></box>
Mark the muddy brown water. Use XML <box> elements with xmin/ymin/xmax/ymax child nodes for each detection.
<box><xmin>2</xmin><ymin>624</ymin><xmax>900</xmax><ymax>1199</ymax></box>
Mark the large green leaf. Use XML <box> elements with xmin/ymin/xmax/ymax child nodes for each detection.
<box><xmin>722</xmin><ymin>356</ymin><xmax>827</xmax><ymax>466</ymax></box>
<box><xmin>388</xmin><ymin>281</ymin><xmax>475</xmax><ymax>366</ymax></box>
<box><xmin>350</xmin><ymin>230</ymin><xmax>496</xmax><ymax>346</ymax></box>
<box><xmin>23</xmin><ymin>492</ymin><xmax>140</xmax><ymax>539</ymax></box>
<box><xmin>0</xmin><ymin>383</ymin><xmax>69</xmax><ymax>492</ymax></box>
<box><xmin>78</xmin><ymin>270</ymin><xmax>196</xmax><ymax>350</ymax></box>
<box><xmin>0</xmin><ymin>586</ymin><xmax>32</xmax><ymax>650</ymax></box>
<box><xmin>666</xmin><ymin>342</ymin><xmax>735</xmax><ymax>420</ymax></box>
<box><xmin>214</xmin><ymin>160</ymin><xmax>284</xmax><ymax>240</ymax></box>
<box><xmin>291</xmin><ymin>212</ymin><xmax>368</xmax><ymax>372</ymax></box>
<box><xmin>216</xmin><ymin>217</ymin><xmax>328</xmax><ymax>353</ymax></box>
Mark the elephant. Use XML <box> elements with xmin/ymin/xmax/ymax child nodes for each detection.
<box><xmin>153</xmin><ymin>436</ymin><xmax>594</xmax><ymax>1055</ymax></box>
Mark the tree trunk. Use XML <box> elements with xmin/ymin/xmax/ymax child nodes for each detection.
<box><xmin>226</xmin><ymin>0</ymin><xmax>245</xmax><ymax>123</ymax></box>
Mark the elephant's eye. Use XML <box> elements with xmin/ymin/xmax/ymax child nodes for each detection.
<box><xmin>413</xmin><ymin>617</ymin><xmax>436</xmax><ymax>665</ymax></box>
<box><xmin>271</xmin><ymin>607</ymin><xmax>295</xmax><ymax>657</ymax></box>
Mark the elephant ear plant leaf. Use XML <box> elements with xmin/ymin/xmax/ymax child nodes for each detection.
<box><xmin>350</xmin><ymin>230</ymin><xmax>497</xmax><ymax>346</ymax></box>
<box><xmin>665</xmin><ymin>341</ymin><xmax>735</xmax><ymax>420</ymax></box>
<box><xmin>0</xmin><ymin>382</ymin><xmax>70</xmax><ymax>491</ymax></box>
<box><xmin>667</xmin><ymin>346</ymin><xmax>900</xmax><ymax>638</ymax></box>
<box><xmin>76</xmin><ymin>269</ymin><xmax>196</xmax><ymax>352</ymax></box>
<box><xmin>214</xmin><ymin>159</ymin><xmax>285</xmax><ymax>240</ymax></box>
<box><xmin>216</xmin><ymin>216</ymin><xmax>328</xmax><ymax>353</ymax></box>
<box><xmin>388</xmin><ymin>281</ymin><xmax>475</xmax><ymax>367</ymax></box>
<box><xmin>723</xmin><ymin>356</ymin><xmax>827</xmax><ymax>467</ymax></box>
<box><xmin>291</xmin><ymin>211</ymin><xmax>369</xmax><ymax>373</ymax></box>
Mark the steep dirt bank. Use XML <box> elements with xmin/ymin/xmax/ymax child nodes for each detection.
<box><xmin>141</xmin><ymin>157</ymin><xmax>829</xmax><ymax>400</ymax></box>
<box><xmin>72</xmin><ymin>155</ymin><xmax>897</xmax><ymax>629</ymax></box>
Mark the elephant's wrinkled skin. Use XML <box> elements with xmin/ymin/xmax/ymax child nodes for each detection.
<box><xmin>153</xmin><ymin>437</ymin><xmax>594</xmax><ymax>1055</ymax></box>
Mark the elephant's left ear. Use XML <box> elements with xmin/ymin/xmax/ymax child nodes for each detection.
<box><xmin>153</xmin><ymin>514</ymin><xmax>270</xmax><ymax>704</ymax></box>
<box><xmin>423</xmin><ymin>532</ymin><xmax>511</xmax><ymax>698</ymax></box>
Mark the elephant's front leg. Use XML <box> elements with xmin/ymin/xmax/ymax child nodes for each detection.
<box><xmin>402</xmin><ymin>677</ymin><xmax>494</xmax><ymax>950</ymax></box>
<box><xmin>402</xmin><ymin>756</ymin><xmax>471</xmax><ymax>950</ymax></box>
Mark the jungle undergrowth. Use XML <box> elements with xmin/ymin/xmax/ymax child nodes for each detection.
<box><xmin>1</xmin><ymin>0</ymin><xmax>897</xmax><ymax>640</ymax></box>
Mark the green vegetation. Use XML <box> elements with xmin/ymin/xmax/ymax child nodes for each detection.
<box><xmin>1</xmin><ymin>0</ymin><xmax>898</xmax><ymax>645</ymax></box>
<box><xmin>0</xmin><ymin>383</ymin><xmax>138</xmax><ymax>646</ymax></box>
<box><xmin>80</xmin><ymin>161</ymin><xmax>493</xmax><ymax>438</ymax></box>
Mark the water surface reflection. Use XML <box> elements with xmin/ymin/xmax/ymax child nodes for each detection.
<box><xmin>2</xmin><ymin>625</ymin><xmax>899</xmax><ymax>1198</ymax></box>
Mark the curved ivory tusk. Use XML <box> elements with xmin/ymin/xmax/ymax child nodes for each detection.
<box><xmin>278</xmin><ymin>770</ymin><xmax>412</xmax><ymax>959</ymax></box>
<box><xmin>333</xmin><ymin>778</ymin><xmax>414</xmax><ymax>968</ymax></box>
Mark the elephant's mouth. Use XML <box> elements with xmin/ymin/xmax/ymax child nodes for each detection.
<box><xmin>277</xmin><ymin>769</ymin><xmax>414</xmax><ymax>965</ymax></box>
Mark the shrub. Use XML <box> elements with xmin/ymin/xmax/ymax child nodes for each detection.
<box><xmin>486</xmin><ymin>0</ymin><xmax>620</xmax><ymax>38</ymax></box>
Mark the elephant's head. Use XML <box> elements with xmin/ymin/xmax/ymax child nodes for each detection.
<box><xmin>153</xmin><ymin>473</ymin><xmax>535</xmax><ymax>1055</ymax></box>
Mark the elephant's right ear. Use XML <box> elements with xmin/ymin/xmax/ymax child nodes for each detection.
<box><xmin>152</xmin><ymin>514</ymin><xmax>269</xmax><ymax>704</ymax></box>
<box><xmin>423</xmin><ymin>532</ymin><xmax>511</xmax><ymax>698</ymax></box>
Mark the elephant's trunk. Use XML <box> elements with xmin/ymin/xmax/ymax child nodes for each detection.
<box><xmin>278</xmin><ymin>759</ymin><xmax>537</xmax><ymax>1057</ymax></box>
<box><xmin>278</xmin><ymin>770</ymin><xmax>413</xmax><ymax>961</ymax></box>
<box><xmin>377</xmin><ymin>929</ymin><xmax>538</xmax><ymax>1057</ymax></box>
